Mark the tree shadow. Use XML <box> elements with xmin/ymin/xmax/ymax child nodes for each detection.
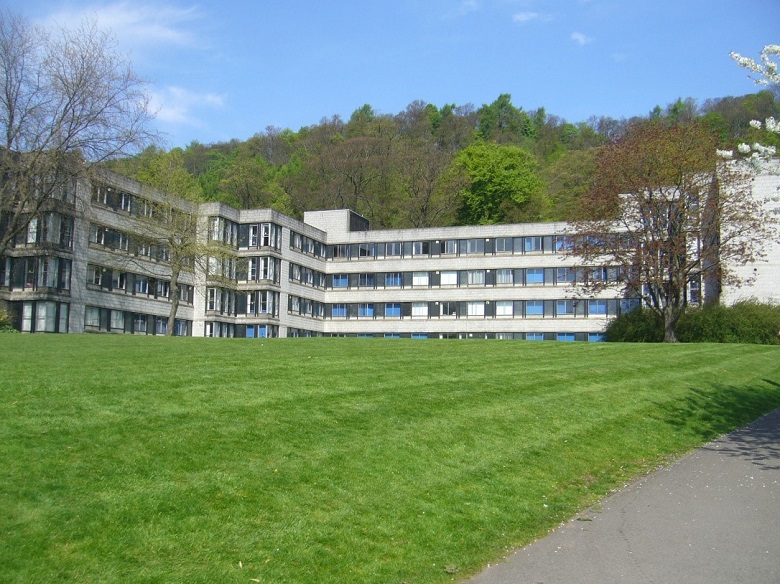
<box><xmin>655</xmin><ymin>379</ymin><xmax>780</xmax><ymax>471</ymax></box>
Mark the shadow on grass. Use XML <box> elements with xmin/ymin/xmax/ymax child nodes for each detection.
<box><xmin>657</xmin><ymin>378</ymin><xmax>780</xmax><ymax>471</ymax></box>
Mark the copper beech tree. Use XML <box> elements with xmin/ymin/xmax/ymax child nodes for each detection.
<box><xmin>569</xmin><ymin>121</ymin><xmax>774</xmax><ymax>342</ymax></box>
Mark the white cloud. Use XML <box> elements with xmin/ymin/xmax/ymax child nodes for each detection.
<box><xmin>41</xmin><ymin>2</ymin><xmax>204</xmax><ymax>51</ymax></box>
<box><xmin>571</xmin><ymin>32</ymin><xmax>593</xmax><ymax>45</ymax></box>
<box><xmin>512</xmin><ymin>11</ymin><xmax>553</xmax><ymax>24</ymax></box>
<box><xmin>458</xmin><ymin>0</ymin><xmax>481</xmax><ymax>15</ymax></box>
<box><xmin>150</xmin><ymin>86</ymin><xmax>225</xmax><ymax>126</ymax></box>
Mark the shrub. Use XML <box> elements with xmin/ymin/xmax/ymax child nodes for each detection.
<box><xmin>0</xmin><ymin>302</ymin><xmax>17</xmax><ymax>333</ymax></box>
<box><xmin>604</xmin><ymin>308</ymin><xmax>664</xmax><ymax>342</ymax></box>
<box><xmin>677</xmin><ymin>300</ymin><xmax>780</xmax><ymax>345</ymax></box>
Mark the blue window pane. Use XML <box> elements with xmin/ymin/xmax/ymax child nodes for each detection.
<box><xmin>557</xmin><ymin>333</ymin><xmax>575</xmax><ymax>342</ymax></box>
<box><xmin>411</xmin><ymin>333</ymin><xmax>428</xmax><ymax>339</ymax></box>
<box><xmin>526</xmin><ymin>301</ymin><xmax>544</xmax><ymax>316</ymax></box>
<box><xmin>526</xmin><ymin>269</ymin><xmax>544</xmax><ymax>284</ymax></box>
<box><xmin>333</xmin><ymin>274</ymin><xmax>348</xmax><ymax>288</ymax></box>
<box><xmin>526</xmin><ymin>333</ymin><xmax>544</xmax><ymax>341</ymax></box>
<box><xmin>332</xmin><ymin>304</ymin><xmax>347</xmax><ymax>317</ymax></box>
<box><xmin>588</xmin><ymin>333</ymin><xmax>605</xmax><ymax>342</ymax></box>
<box><xmin>246</xmin><ymin>325</ymin><xmax>255</xmax><ymax>338</ymax></box>
<box><xmin>385</xmin><ymin>273</ymin><xmax>402</xmax><ymax>287</ymax></box>
<box><xmin>385</xmin><ymin>303</ymin><xmax>401</xmax><ymax>317</ymax></box>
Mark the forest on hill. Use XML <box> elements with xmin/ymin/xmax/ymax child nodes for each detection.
<box><xmin>108</xmin><ymin>91</ymin><xmax>780</xmax><ymax>229</ymax></box>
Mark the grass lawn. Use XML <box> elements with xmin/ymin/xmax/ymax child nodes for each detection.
<box><xmin>1</xmin><ymin>335</ymin><xmax>779</xmax><ymax>583</ymax></box>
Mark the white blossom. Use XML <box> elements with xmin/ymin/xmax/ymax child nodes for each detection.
<box><xmin>749</xmin><ymin>119</ymin><xmax>763</xmax><ymax>129</ymax></box>
<box><xmin>716</xmin><ymin>149</ymin><xmax>734</xmax><ymax>159</ymax></box>
<box><xmin>737</xmin><ymin>143</ymin><xmax>752</xmax><ymax>154</ymax></box>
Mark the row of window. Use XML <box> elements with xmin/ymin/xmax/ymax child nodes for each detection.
<box><xmin>84</xmin><ymin>305</ymin><xmax>191</xmax><ymax>335</ymax></box>
<box><xmin>331</xmin><ymin>332</ymin><xmax>605</xmax><ymax>341</ymax></box>
<box><xmin>325</xmin><ymin>236</ymin><xmax>571</xmax><ymax>261</ymax></box>
<box><xmin>17</xmin><ymin>300</ymin><xmax>70</xmax><ymax>333</ymax></box>
<box><xmin>206</xmin><ymin>288</ymin><xmax>280</xmax><ymax>317</ymax></box>
<box><xmin>1</xmin><ymin>256</ymin><xmax>72</xmax><ymax>292</ymax></box>
<box><xmin>203</xmin><ymin>322</ymin><xmax>278</xmax><ymax>338</ymax></box>
<box><xmin>325</xmin><ymin>298</ymin><xmax>632</xmax><ymax>319</ymax></box>
<box><xmin>239</xmin><ymin>256</ymin><xmax>281</xmax><ymax>284</ymax></box>
<box><xmin>87</xmin><ymin>264</ymin><xmax>194</xmax><ymax>304</ymax></box>
<box><xmin>290</xmin><ymin>231</ymin><xmax>327</xmax><ymax>258</ymax></box>
<box><xmin>289</xmin><ymin>263</ymin><xmax>326</xmax><ymax>288</ymax></box>
<box><xmin>12</xmin><ymin>213</ymin><xmax>75</xmax><ymax>250</ymax></box>
<box><xmin>327</xmin><ymin>267</ymin><xmax>618</xmax><ymax>290</ymax></box>
<box><xmin>89</xmin><ymin>224</ymin><xmax>171</xmax><ymax>261</ymax></box>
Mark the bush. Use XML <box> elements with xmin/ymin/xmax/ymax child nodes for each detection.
<box><xmin>604</xmin><ymin>308</ymin><xmax>664</xmax><ymax>342</ymax></box>
<box><xmin>677</xmin><ymin>301</ymin><xmax>780</xmax><ymax>345</ymax></box>
<box><xmin>0</xmin><ymin>302</ymin><xmax>17</xmax><ymax>333</ymax></box>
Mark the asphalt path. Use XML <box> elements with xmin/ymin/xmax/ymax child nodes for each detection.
<box><xmin>465</xmin><ymin>408</ymin><xmax>780</xmax><ymax>584</ymax></box>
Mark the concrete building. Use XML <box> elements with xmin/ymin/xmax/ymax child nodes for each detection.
<box><xmin>2</xmin><ymin>167</ymin><xmax>778</xmax><ymax>339</ymax></box>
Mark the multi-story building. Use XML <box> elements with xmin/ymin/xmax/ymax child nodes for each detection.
<box><xmin>2</xmin><ymin>168</ymin><xmax>778</xmax><ymax>339</ymax></box>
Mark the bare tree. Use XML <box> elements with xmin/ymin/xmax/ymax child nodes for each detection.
<box><xmin>569</xmin><ymin>121</ymin><xmax>775</xmax><ymax>342</ymax></box>
<box><xmin>0</xmin><ymin>10</ymin><xmax>155</xmax><ymax>256</ymax></box>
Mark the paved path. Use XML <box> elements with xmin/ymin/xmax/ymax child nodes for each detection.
<box><xmin>465</xmin><ymin>408</ymin><xmax>780</xmax><ymax>584</ymax></box>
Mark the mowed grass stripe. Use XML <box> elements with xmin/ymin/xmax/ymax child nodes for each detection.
<box><xmin>1</xmin><ymin>336</ymin><xmax>779</xmax><ymax>583</ymax></box>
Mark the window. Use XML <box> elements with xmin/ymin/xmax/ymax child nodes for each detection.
<box><xmin>526</xmin><ymin>333</ymin><xmax>544</xmax><ymax>341</ymax></box>
<box><xmin>526</xmin><ymin>269</ymin><xmax>544</xmax><ymax>285</ymax></box>
<box><xmin>333</xmin><ymin>274</ymin><xmax>348</xmax><ymax>288</ymax></box>
<box><xmin>332</xmin><ymin>244</ymin><xmax>349</xmax><ymax>259</ymax></box>
<box><xmin>495</xmin><ymin>237</ymin><xmax>513</xmax><ymax>253</ymax></box>
<box><xmin>464</xmin><ymin>238</ymin><xmax>485</xmax><ymax>255</ymax></box>
<box><xmin>358</xmin><ymin>273</ymin><xmax>375</xmax><ymax>287</ymax></box>
<box><xmin>247</xmin><ymin>258</ymin><xmax>258</xmax><ymax>281</ymax></box>
<box><xmin>496</xmin><ymin>269</ymin><xmax>513</xmax><ymax>285</ymax></box>
<box><xmin>36</xmin><ymin>302</ymin><xmax>57</xmax><ymax>332</ymax></box>
<box><xmin>26</xmin><ymin>217</ymin><xmax>38</xmax><ymax>244</ymax></box>
<box><xmin>411</xmin><ymin>333</ymin><xmax>428</xmax><ymax>339</ymax></box>
<box><xmin>557</xmin><ymin>333</ymin><xmax>575</xmax><ymax>342</ymax></box>
<box><xmin>332</xmin><ymin>303</ymin><xmax>347</xmax><ymax>318</ymax></box>
<box><xmin>525</xmin><ymin>236</ymin><xmax>543</xmax><ymax>252</ymax></box>
<box><xmin>526</xmin><ymin>301</ymin><xmax>544</xmax><ymax>316</ymax></box>
<box><xmin>556</xmin><ymin>300</ymin><xmax>575</xmax><ymax>316</ymax></box>
<box><xmin>85</xmin><ymin>306</ymin><xmax>100</xmax><ymax>328</ymax></box>
<box><xmin>588</xmin><ymin>333</ymin><xmax>605</xmax><ymax>342</ymax></box>
<box><xmin>249</xmin><ymin>225</ymin><xmax>258</xmax><ymax>247</ymax></box>
<box><xmin>120</xmin><ymin>192</ymin><xmax>131</xmax><ymax>212</ymax></box>
<box><xmin>385</xmin><ymin>242</ymin><xmax>402</xmax><ymax>257</ymax></box>
<box><xmin>495</xmin><ymin>301</ymin><xmax>513</xmax><ymax>317</ymax></box>
<box><xmin>21</xmin><ymin>303</ymin><xmax>33</xmax><ymax>332</ymax></box>
<box><xmin>385</xmin><ymin>303</ymin><xmax>401</xmax><ymax>318</ymax></box>
<box><xmin>440</xmin><ymin>302</ymin><xmax>458</xmax><ymax>317</ymax></box>
<box><xmin>134</xmin><ymin>277</ymin><xmax>149</xmax><ymax>295</ymax></box>
<box><xmin>467</xmin><ymin>270</ymin><xmax>485</xmax><ymax>285</ymax></box>
<box><xmin>440</xmin><ymin>271</ymin><xmax>458</xmax><ymax>286</ymax></box>
<box><xmin>358</xmin><ymin>243</ymin><xmax>375</xmax><ymax>258</ymax></box>
<box><xmin>111</xmin><ymin>310</ymin><xmax>124</xmax><ymax>331</ymax></box>
<box><xmin>555</xmin><ymin>236</ymin><xmax>572</xmax><ymax>251</ymax></box>
<box><xmin>588</xmin><ymin>299</ymin><xmax>607</xmax><ymax>315</ymax></box>
<box><xmin>247</xmin><ymin>292</ymin><xmax>256</xmax><ymax>315</ymax></box>
<box><xmin>467</xmin><ymin>302</ymin><xmax>485</xmax><ymax>317</ymax></box>
<box><xmin>112</xmin><ymin>271</ymin><xmax>126</xmax><ymax>291</ymax></box>
<box><xmin>556</xmin><ymin>268</ymin><xmax>575</xmax><ymax>284</ymax></box>
<box><xmin>412</xmin><ymin>241</ymin><xmax>429</xmax><ymax>256</ymax></box>
<box><xmin>358</xmin><ymin>303</ymin><xmax>374</xmax><ymax>317</ymax></box>
<box><xmin>441</xmin><ymin>239</ymin><xmax>458</xmax><ymax>255</ymax></box>
<box><xmin>412</xmin><ymin>271</ymin><xmax>429</xmax><ymax>287</ymax></box>
<box><xmin>385</xmin><ymin>272</ymin><xmax>402</xmax><ymax>287</ymax></box>
<box><xmin>154</xmin><ymin>317</ymin><xmax>168</xmax><ymax>335</ymax></box>
<box><xmin>412</xmin><ymin>302</ymin><xmax>428</xmax><ymax>317</ymax></box>
<box><xmin>89</xmin><ymin>264</ymin><xmax>103</xmax><ymax>286</ymax></box>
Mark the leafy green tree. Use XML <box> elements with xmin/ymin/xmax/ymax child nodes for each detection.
<box><xmin>454</xmin><ymin>141</ymin><xmax>543</xmax><ymax>224</ymax></box>
<box><xmin>477</xmin><ymin>94</ymin><xmax>534</xmax><ymax>143</ymax></box>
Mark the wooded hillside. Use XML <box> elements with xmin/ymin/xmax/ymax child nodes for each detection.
<box><xmin>108</xmin><ymin>91</ymin><xmax>780</xmax><ymax>229</ymax></box>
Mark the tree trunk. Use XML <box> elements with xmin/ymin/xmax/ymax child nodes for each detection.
<box><xmin>166</xmin><ymin>261</ymin><xmax>181</xmax><ymax>336</ymax></box>
<box><xmin>663</xmin><ymin>310</ymin><xmax>679</xmax><ymax>343</ymax></box>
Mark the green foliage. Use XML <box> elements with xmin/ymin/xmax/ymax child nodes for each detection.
<box><xmin>455</xmin><ymin>141</ymin><xmax>544</xmax><ymax>224</ymax></box>
<box><xmin>0</xmin><ymin>301</ymin><xmax>17</xmax><ymax>332</ymax></box>
<box><xmin>605</xmin><ymin>308</ymin><xmax>665</xmax><ymax>342</ymax></box>
<box><xmin>2</xmin><ymin>336</ymin><xmax>780</xmax><ymax>583</ymax></box>
<box><xmin>607</xmin><ymin>302</ymin><xmax>780</xmax><ymax>344</ymax></box>
<box><xmin>677</xmin><ymin>301</ymin><xmax>780</xmax><ymax>345</ymax></box>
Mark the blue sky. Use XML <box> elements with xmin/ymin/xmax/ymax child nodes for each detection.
<box><xmin>5</xmin><ymin>0</ymin><xmax>778</xmax><ymax>149</ymax></box>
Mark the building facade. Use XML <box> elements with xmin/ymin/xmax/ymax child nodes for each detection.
<box><xmin>2</xmin><ymin>168</ymin><xmax>778</xmax><ymax>339</ymax></box>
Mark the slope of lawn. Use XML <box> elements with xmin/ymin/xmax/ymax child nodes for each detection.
<box><xmin>1</xmin><ymin>335</ymin><xmax>779</xmax><ymax>583</ymax></box>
